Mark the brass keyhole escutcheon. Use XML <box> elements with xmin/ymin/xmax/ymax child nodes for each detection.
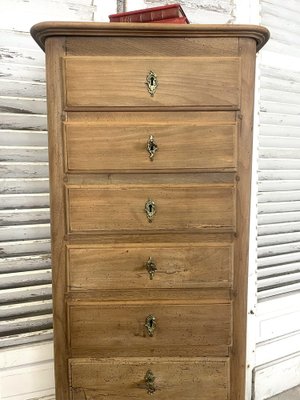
<box><xmin>145</xmin><ymin>71</ymin><xmax>158</xmax><ymax>97</ymax></box>
<box><xmin>146</xmin><ymin>257</ymin><xmax>157</xmax><ymax>280</ymax></box>
<box><xmin>145</xmin><ymin>199</ymin><xmax>156</xmax><ymax>223</ymax></box>
<box><xmin>147</xmin><ymin>135</ymin><xmax>158</xmax><ymax>161</ymax></box>
<box><xmin>144</xmin><ymin>369</ymin><xmax>156</xmax><ymax>395</ymax></box>
<box><xmin>145</xmin><ymin>314</ymin><xmax>156</xmax><ymax>337</ymax></box>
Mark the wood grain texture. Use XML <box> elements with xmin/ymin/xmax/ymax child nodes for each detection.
<box><xmin>64</xmin><ymin>122</ymin><xmax>237</xmax><ymax>173</ymax></box>
<box><xmin>67</xmin><ymin>243</ymin><xmax>233</xmax><ymax>291</ymax></box>
<box><xmin>63</xmin><ymin>56</ymin><xmax>241</xmax><ymax>109</ymax></box>
<box><xmin>70</xmin><ymin>357</ymin><xmax>230</xmax><ymax>400</ymax></box>
<box><xmin>66</xmin><ymin>36</ymin><xmax>239</xmax><ymax>57</ymax></box>
<box><xmin>68</xmin><ymin>302</ymin><xmax>231</xmax><ymax>357</ymax></box>
<box><xmin>66</xmin><ymin>184</ymin><xmax>236</xmax><ymax>234</ymax></box>
<box><xmin>31</xmin><ymin>24</ymin><xmax>268</xmax><ymax>400</ymax></box>
<box><xmin>44</xmin><ymin>37</ymin><xmax>68</xmax><ymax>400</ymax></box>
<box><xmin>30</xmin><ymin>22</ymin><xmax>269</xmax><ymax>52</ymax></box>
<box><xmin>230</xmin><ymin>38</ymin><xmax>257</xmax><ymax>400</ymax></box>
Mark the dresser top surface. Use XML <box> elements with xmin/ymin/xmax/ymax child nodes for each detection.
<box><xmin>31</xmin><ymin>21</ymin><xmax>269</xmax><ymax>52</ymax></box>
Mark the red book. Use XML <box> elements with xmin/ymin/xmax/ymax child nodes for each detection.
<box><xmin>109</xmin><ymin>3</ymin><xmax>190</xmax><ymax>24</ymax></box>
<box><xmin>152</xmin><ymin>17</ymin><xmax>188</xmax><ymax>24</ymax></box>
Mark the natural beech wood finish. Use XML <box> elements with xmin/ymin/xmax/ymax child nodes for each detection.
<box><xmin>230</xmin><ymin>38</ymin><xmax>257</xmax><ymax>400</ymax></box>
<box><xmin>64</xmin><ymin>122</ymin><xmax>237</xmax><ymax>173</ymax></box>
<box><xmin>30</xmin><ymin>23</ymin><xmax>269</xmax><ymax>400</ymax></box>
<box><xmin>70</xmin><ymin>358</ymin><xmax>230</xmax><ymax>400</ymax></box>
<box><xmin>67</xmin><ymin>243</ymin><xmax>233</xmax><ymax>291</ymax></box>
<box><xmin>66</xmin><ymin>184</ymin><xmax>236</xmax><ymax>233</ymax></box>
<box><xmin>44</xmin><ymin>38</ymin><xmax>69</xmax><ymax>400</ymax></box>
<box><xmin>63</xmin><ymin>56</ymin><xmax>240</xmax><ymax>109</ymax></box>
<box><xmin>68</xmin><ymin>303</ymin><xmax>231</xmax><ymax>357</ymax></box>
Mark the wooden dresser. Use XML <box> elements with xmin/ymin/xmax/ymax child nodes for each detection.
<box><xmin>31</xmin><ymin>22</ymin><xmax>269</xmax><ymax>400</ymax></box>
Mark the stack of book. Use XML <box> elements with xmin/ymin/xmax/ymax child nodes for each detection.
<box><xmin>109</xmin><ymin>4</ymin><xmax>189</xmax><ymax>24</ymax></box>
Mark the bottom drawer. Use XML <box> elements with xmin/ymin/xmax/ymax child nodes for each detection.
<box><xmin>70</xmin><ymin>358</ymin><xmax>229</xmax><ymax>400</ymax></box>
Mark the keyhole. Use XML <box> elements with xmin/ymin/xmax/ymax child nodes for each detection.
<box><xmin>150</xmin><ymin>76</ymin><xmax>155</xmax><ymax>86</ymax></box>
<box><xmin>149</xmin><ymin>319</ymin><xmax>153</xmax><ymax>328</ymax></box>
<box><xmin>148</xmin><ymin>204</ymin><xmax>152</xmax><ymax>213</ymax></box>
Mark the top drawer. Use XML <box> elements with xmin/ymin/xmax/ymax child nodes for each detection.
<box><xmin>63</xmin><ymin>56</ymin><xmax>241</xmax><ymax>109</ymax></box>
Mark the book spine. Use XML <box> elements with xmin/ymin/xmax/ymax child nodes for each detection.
<box><xmin>110</xmin><ymin>6</ymin><xmax>183</xmax><ymax>22</ymax></box>
<box><xmin>151</xmin><ymin>17</ymin><xmax>188</xmax><ymax>24</ymax></box>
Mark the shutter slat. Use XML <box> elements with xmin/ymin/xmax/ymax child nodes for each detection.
<box><xmin>0</xmin><ymin>269</ymin><xmax>52</xmax><ymax>289</ymax></box>
<box><xmin>0</xmin><ymin>224</ymin><xmax>50</xmax><ymax>241</ymax></box>
<box><xmin>0</xmin><ymin>178</ymin><xmax>49</xmax><ymax>193</ymax></box>
<box><xmin>0</xmin><ymin>113</ymin><xmax>47</xmax><ymax>130</ymax></box>
<box><xmin>0</xmin><ymin>299</ymin><xmax>52</xmax><ymax>318</ymax></box>
<box><xmin>260</xmin><ymin>124</ymin><xmax>300</xmax><ymax>137</ymax></box>
<box><xmin>259</xmin><ymin>201</ymin><xmax>300</xmax><ymax>213</ymax></box>
<box><xmin>0</xmin><ymin>193</ymin><xmax>49</xmax><ymax>209</ymax></box>
<box><xmin>258</xmin><ymin>261</ymin><xmax>300</xmax><ymax>276</ymax></box>
<box><xmin>258</xmin><ymin>253</ymin><xmax>300</xmax><ymax>268</ymax></box>
<box><xmin>258</xmin><ymin>191</ymin><xmax>300</xmax><ymax>203</ymax></box>
<box><xmin>258</xmin><ymin>211</ymin><xmax>300</xmax><ymax>224</ymax></box>
<box><xmin>0</xmin><ymin>130</ymin><xmax>48</xmax><ymax>146</ymax></box>
<box><xmin>0</xmin><ymin>314</ymin><xmax>53</xmax><ymax>335</ymax></box>
<box><xmin>0</xmin><ymin>329</ymin><xmax>53</xmax><ymax>348</ymax></box>
<box><xmin>0</xmin><ymin>162</ymin><xmax>49</xmax><ymax>178</ymax></box>
<box><xmin>258</xmin><ymin>221</ymin><xmax>300</xmax><ymax>236</ymax></box>
<box><xmin>0</xmin><ymin>253</ymin><xmax>51</xmax><ymax>273</ymax></box>
<box><xmin>0</xmin><ymin>239</ymin><xmax>51</xmax><ymax>256</ymax></box>
<box><xmin>257</xmin><ymin>242</ymin><xmax>300</xmax><ymax>258</ymax></box>
<box><xmin>0</xmin><ymin>146</ymin><xmax>48</xmax><ymax>161</ymax></box>
<box><xmin>258</xmin><ymin>232</ymin><xmax>300</xmax><ymax>247</ymax></box>
<box><xmin>0</xmin><ymin>96</ymin><xmax>47</xmax><ymax>115</ymax></box>
<box><xmin>0</xmin><ymin>284</ymin><xmax>52</xmax><ymax>303</ymax></box>
<box><xmin>258</xmin><ymin>272</ymin><xmax>300</xmax><ymax>290</ymax></box>
<box><xmin>0</xmin><ymin>208</ymin><xmax>50</xmax><ymax>224</ymax></box>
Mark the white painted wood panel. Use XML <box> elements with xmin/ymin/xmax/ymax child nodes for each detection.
<box><xmin>258</xmin><ymin>0</ymin><xmax>300</xmax><ymax>300</ymax></box>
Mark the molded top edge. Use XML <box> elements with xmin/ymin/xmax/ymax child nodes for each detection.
<box><xmin>31</xmin><ymin>21</ymin><xmax>269</xmax><ymax>52</ymax></box>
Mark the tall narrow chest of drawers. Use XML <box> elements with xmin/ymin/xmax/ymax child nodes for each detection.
<box><xmin>31</xmin><ymin>22</ymin><xmax>269</xmax><ymax>400</ymax></box>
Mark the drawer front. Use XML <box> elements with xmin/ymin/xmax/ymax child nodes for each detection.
<box><xmin>63</xmin><ymin>56</ymin><xmax>240</xmax><ymax>108</ymax></box>
<box><xmin>70</xmin><ymin>358</ymin><xmax>229</xmax><ymax>400</ymax></box>
<box><xmin>66</xmin><ymin>185</ymin><xmax>235</xmax><ymax>233</ymax></box>
<box><xmin>64</xmin><ymin>123</ymin><xmax>237</xmax><ymax>172</ymax></box>
<box><xmin>68</xmin><ymin>303</ymin><xmax>231</xmax><ymax>357</ymax></box>
<box><xmin>67</xmin><ymin>244</ymin><xmax>233</xmax><ymax>291</ymax></box>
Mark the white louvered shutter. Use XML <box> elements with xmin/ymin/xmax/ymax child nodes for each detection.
<box><xmin>258</xmin><ymin>0</ymin><xmax>300</xmax><ymax>299</ymax></box>
<box><xmin>0</xmin><ymin>0</ymin><xmax>96</xmax><ymax>348</ymax></box>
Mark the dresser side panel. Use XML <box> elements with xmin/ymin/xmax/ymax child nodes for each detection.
<box><xmin>45</xmin><ymin>37</ymin><xmax>68</xmax><ymax>400</ymax></box>
<box><xmin>231</xmin><ymin>38</ymin><xmax>257</xmax><ymax>400</ymax></box>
